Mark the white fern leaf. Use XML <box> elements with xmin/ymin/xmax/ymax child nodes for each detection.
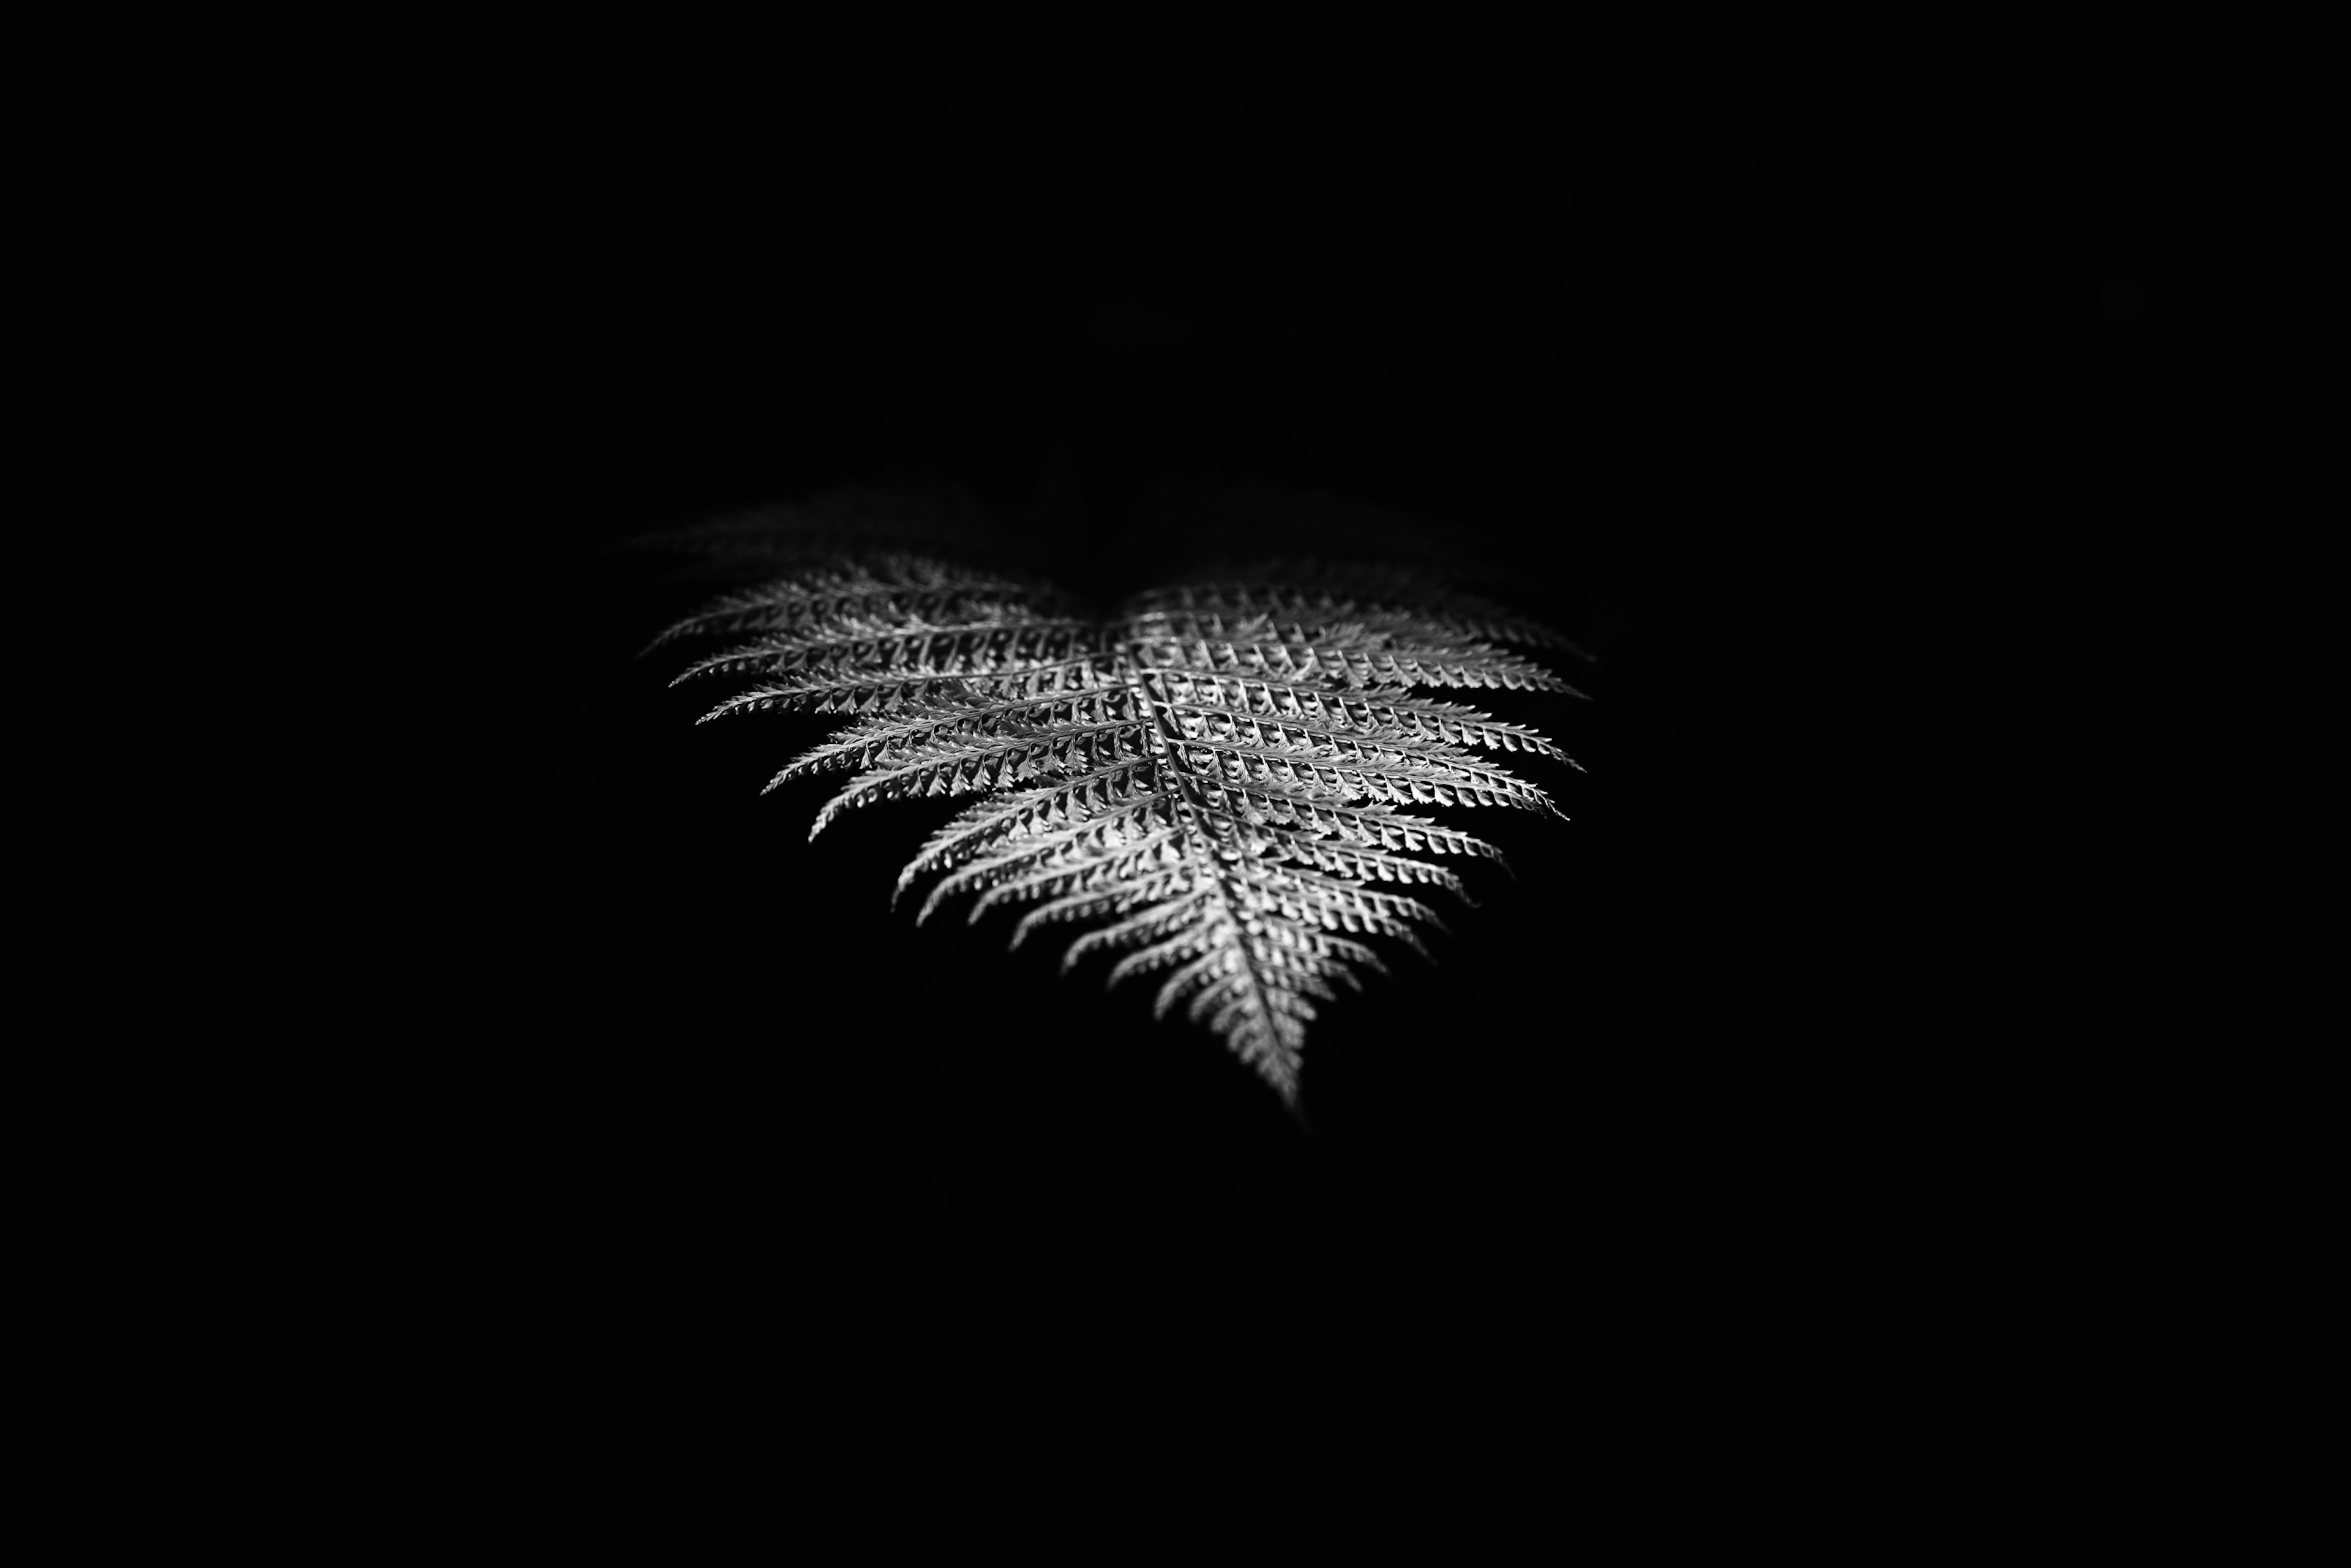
<box><xmin>653</xmin><ymin>539</ymin><xmax>1584</xmax><ymax>1106</ymax></box>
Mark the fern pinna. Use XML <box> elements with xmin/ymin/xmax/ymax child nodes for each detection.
<box><xmin>654</xmin><ymin>548</ymin><xmax>1586</xmax><ymax>1106</ymax></box>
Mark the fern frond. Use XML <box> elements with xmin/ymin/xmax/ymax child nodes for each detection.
<box><xmin>767</xmin><ymin>689</ymin><xmax>1140</xmax><ymax>790</ymax></box>
<box><xmin>808</xmin><ymin>721</ymin><xmax>1154</xmax><ymax>839</ymax></box>
<box><xmin>642</xmin><ymin>557</ymin><xmax>1051</xmax><ymax>655</ymax></box>
<box><xmin>1130</xmin><ymin>626</ymin><xmax>1567</xmax><ymax>692</ymax></box>
<box><xmin>1155</xmin><ymin>673</ymin><xmax>1578</xmax><ymax>765</ymax></box>
<box><xmin>674</xmin><ymin>617</ymin><xmax>1106</xmax><ymax>688</ymax></box>
<box><xmin>1130</xmin><ymin>566</ymin><xmax>1594</xmax><ymax>660</ymax></box>
<box><xmin>697</xmin><ymin>659</ymin><xmax>1108</xmax><ymax>722</ymax></box>
<box><xmin>900</xmin><ymin>764</ymin><xmax>1169</xmax><ymax>915</ymax></box>
<box><xmin>658</xmin><ymin>517</ymin><xmax>1585</xmax><ymax>1106</ymax></box>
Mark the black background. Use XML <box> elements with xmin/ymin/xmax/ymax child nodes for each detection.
<box><xmin>369</xmin><ymin>44</ymin><xmax>2237</xmax><ymax>1498</ymax></box>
